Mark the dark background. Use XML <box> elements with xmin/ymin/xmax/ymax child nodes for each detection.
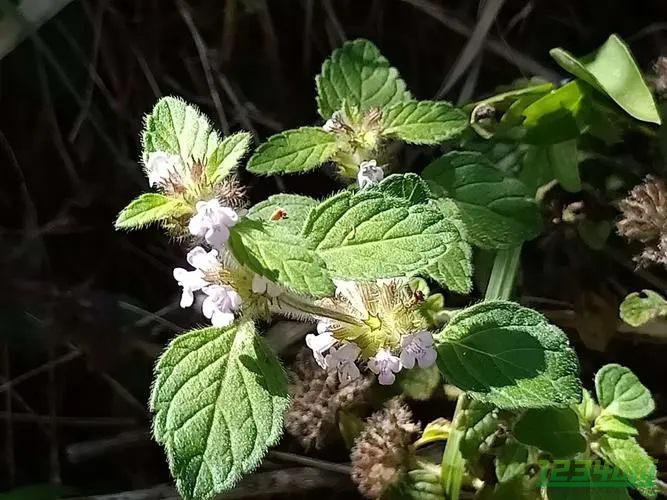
<box><xmin>1</xmin><ymin>0</ymin><xmax>666</xmax><ymax>497</ymax></box>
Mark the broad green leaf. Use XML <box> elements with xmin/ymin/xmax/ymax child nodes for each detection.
<box><xmin>522</xmin><ymin>81</ymin><xmax>586</xmax><ymax>144</ymax></box>
<box><xmin>372</xmin><ymin>173</ymin><xmax>434</xmax><ymax>204</ymax></box>
<box><xmin>150</xmin><ymin>322</ymin><xmax>289</xmax><ymax>500</ymax></box>
<box><xmin>435</xmin><ymin>301</ymin><xmax>582</xmax><ymax>409</ymax></box>
<box><xmin>594</xmin><ymin>414</ymin><xmax>638</xmax><ymax>438</ymax></box>
<box><xmin>229</xmin><ymin>218</ymin><xmax>334</xmax><ymax>297</ymax></box>
<box><xmin>246</xmin><ymin>127</ymin><xmax>337</xmax><ymax>175</ymax></box>
<box><xmin>246</xmin><ymin>194</ymin><xmax>317</xmax><ymax>234</ymax></box>
<box><xmin>415</xmin><ymin>418</ymin><xmax>451</xmax><ymax>447</ymax></box>
<box><xmin>396</xmin><ymin>364</ymin><xmax>441</xmax><ymax>401</ymax></box>
<box><xmin>619</xmin><ymin>290</ymin><xmax>667</xmax><ymax>327</ymax></box>
<box><xmin>495</xmin><ymin>438</ymin><xmax>529</xmax><ymax>482</ymax></box>
<box><xmin>550</xmin><ymin>34</ymin><xmax>661</xmax><ymax>124</ymax></box>
<box><xmin>316</xmin><ymin>39</ymin><xmax>411</xmax><ymax>119</ymax></box>
<box><xmin>423</xmin><ymin>152</ymin><xmax>541</xmax><ymax>249</ymax></box>
<box><xmin>115</xmin><ymin>193</ymin><xmax>189</xmax><ymax>230</ymax></box>
<box><xmin>461</xmin><ymin>138</ymin><xmax>529</xmax><ymax>176</ymax></box>
<box><xmin>381</xmin><ymin>100</ymin><xmax>468</xmax><ymax>144</ymax></box>
<box><xmin>521</xmin><ymin>141</ymin><xmax>581</xmax><ymax>194</ymax></box>
<box><xmin>514</xmin><ymin>408</ymin><xmax>586</xmax><ymax>458</ymax></box>
<box><xmin>598</xmin><ymin>435</ymin><xmax>657</xmax><ymax>499</ymax></box>
<box><xmin>595</xmin><ymin>364</ymin><xmax>655</xmax><ymax>419</ymax></box>
<box><xmin>459</xmin><ymin>401</ymin><xmax>500</xmax><ymax>459</ymax></box>
<box><xmin>142</xmin><ymin>96</ymin><xmax>222</xmax><ymax>167</ymax></box>
<box><xmin>206</xmin><ymin>132</ymin><xmax>252</xmax><ymax>183</ymax></box>
<box><xmin>303</xmin><ymin>189</ymin><xmax>472</xmax><ymax>293</ymax></box>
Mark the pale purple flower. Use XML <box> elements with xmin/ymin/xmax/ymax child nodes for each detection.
<box><xmin>325</xmin><ymin>343</ymin><xmax>361</xmax><ymax>385</ymax></box>
<box><xmin>368</xmin><ymin>348</ymin><xmax>402</xmax><ymax>385</ymax></box>
<box><xmin>305</xmin><ymin>331</ymin><xmax>337</xmax><ymax>369</ymax></box>
<box><xmin>357</xmin><ymin>160</ymin><xmax>384</xmax><ymax>189</ymax></box>
<box><xmin>186</xmin><ymin>246</ymin><xmax>219</xmax><ymax>271</ymax></box>
<box><xmin>202</xmin><ymin>285</ymin><xmax>241</xmax><ymax>327</ymax></box>
<box><xmin>188</xmin><ymin>199</ymin><xmax>239</xmax><ymax>248</ymax></box>
<box><xmin>172</xmin><ymin>268</ymin><xmax>207</xmax><ymax>308</ymax></box>
<box><xmin>251</xmin><ymin>274</ymin><xmax>282</xmax><ymax>298</ymax></box>
<box><xmin>400</xmin><ymin>331</ymin><xmax>437</xmax><ymax>369</ymax></box>
<box><xmin>145</xmin><ymin>152</ymin><xmax>181</xmax><ymax>188</ymax></box>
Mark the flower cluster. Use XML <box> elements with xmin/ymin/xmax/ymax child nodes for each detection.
<box><xmin>306</xmin><ymin>280</ymin><xmax>437</xmax><ymax>386</ymax></box>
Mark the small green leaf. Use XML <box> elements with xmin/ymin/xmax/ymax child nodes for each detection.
<box><xmin>522</xmin><ymin>81</ymin><xmax>586</xmax><ymax>145</ymax></box>
<box><xmin>619</xmin><ymin>290</ymin><xmax>667</xmax><ymax>327</ymax></box>
<box><xmin>246</xmin><ymin>127</ymin><xmax>338</xmax><ymax>175</ymax></box>
<box><xmin>150</xmin><ymin>322</ymin><xmax>289</xmax><ymax>500</ymax></box>
<box><xmin>415</xmin><ymin>418</ymin><xmax>451</xmax><ymax>448</ymax></box>
<box><xmin>550</xmin><ymin>34</ymin><xmax>661</xmax><ymax>124</ymax></box>
<box><xmin>595</xmin><ymin>364</ymin><xmax>655</xmax><ymax>419</ymax></box>
<box><xmin>521</xmin><ymin>141</ymin><xmax>581</xmax><ymax>194</ymax></box>
<box><xmin>396</xmin><ymin>364</ymin><xmax>441</xmax><ymax>401</ymax></box>
<box><xmin>594</xmin><ymin>414</ymin><xmax>638</xmax><ymax>438</ymax></box>
<box><xmin>381</xmin><ymin>100</ymin><xmax>468</xmax><ymax>144</ymax></box>
<box><xmin>303</xmin><ymin>188</ymin><xmax>472</xmax><ymax>293</ymax></box>
<box><xmin>207</xmin><ymin>131</ymin><xmax>252</xmax><ymax>183</ymax></box>
<box><xmin>372</xmin><ymin>173</ymin><xmax>434</xmax><ymax>204</ymax></box>
<box><xmin>423</xmin><ymin>151</ymin><xmax>542</xmax><ymax>249</ymax></box>
<box><xmin>229</xmin><ymin>218</ymin><xmax>334</xmax><ymax>297</ymax></box>
<box><xmin>577</xmin><ymin>220</ymin><xmax>611</xmax><ymax>250</ymax></box>
<box><xmin>459</xmin><ymin>402</ymin><xmax>500</xmax><ymax>459</ymax></box>
<box><xmin>115</xmin><ymin>193</ymin><xmax>189</xmax><ymax>230</ymax></box>
<box><xmin>598</xmin><ymin>435</ymin><xmax>658</xmax><ymax>499</ymax></box>
<box><xmin>514</xmin><ymin>408</ymin><xmax>586</xmax><ymax>458</ymax></box>
<box><xmin>435</xmin><ymin>301</ymin><xmax>582</xmax><ymax>409</ymax></box>
<box><xmin>316</xmin><ymin>39</ymin><xmax>411</xmax><ymax>119</ymax></box>
<box><xmin>495</xmin><ymin>438</ymin><xmax>529</xmax><ymax>482</ymax></box>
<box><xmin>142</xmin><ymin>96</ymin><xmax>222</xmax><ymax>167</ymax></box>
<box><xmin>246</xmin><ymin>194</ymin><xmax>317</xmax><ymax>234</ymax></box>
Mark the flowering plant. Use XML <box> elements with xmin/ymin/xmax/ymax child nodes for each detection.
<box><xmin>116</xmin><ymin>35</ymin><xmax>662</xmax><ymax>500</ymax></box>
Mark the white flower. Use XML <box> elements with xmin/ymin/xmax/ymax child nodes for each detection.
<box><xmin>173</xmin><ymin>268</ymin><xmax>207</xmax><ymax>308</ymax></box>
<box><xmin>357</xmin><ymin>160</ymin><xmax>384</xmax><ymax>189</ymax></box>
<box><xmin>325</xmin><ymin>343</ymin><xmax>361</xmax><ymax>385</ymax></box>
<box><xmin>186</xmin><ymin>246</ymin><xmax>219</xmax><ymax>271</ymax></box>
<box><xmin>251</xmin><ymin>274</ymin><xmax>282</xmax><ymax>298</ymax></box>
<box><xmin>202</xmin><ymin>284</ymin><xmax>241</xmax><ymax>327</ymax></box>
<box><xmin>322</xmin><ymin>111</ymin><xmax>341</xmax><ymax>132</ymax></box>
<box><xmin>145</xmin><ymin>152</ymin><xmax>182</xmax><ymax>188</ymax></box>
<box><xmin>188</xmin><ymin>199</ymin><xmax>239</xmax><ymax>248</ymax></box>
<box><xmin>368</xmin><ymin>348</ymin><xmax>402</xmax><ymax>385</ymax></box>
<box><xmin>400</xmin><ymin>331</ymin><xmax>437</xmax><ymax>369</ymax></box>
<box><xmin>305</xmin><ymin>330</ymin><xmax>337</xmax><ymax>369</ymax></box>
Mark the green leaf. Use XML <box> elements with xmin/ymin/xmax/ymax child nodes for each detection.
<box><xmin>150</xmin><ymin>322</ymin><xmax>289</xmax><ymax>500</ymax></box>
<box><xmin>229</xmin><ymin>218</ymin><xmax>334</xmax><ymax>297</ymax></box>
<box><xmin>434</xmin><ymin>301</ymin><xmax>582</xmax><ymax>409</ymax></box>
<box><xmin>396</xmin><ymin>364</ymin><xmax>441</xmax><ymax>401</ymax></box>
<box><xmin>594</xmin><ymin>414</ymin><xmax>638</xmax><ymax>438</ymax></box>
<box><xmin>595</xmin><ymin>364</ymin><xmax>655</xmax><ymax>419</ymax></box>
<box><xmin>459</xmin><ymin>401</ymin><xmax>500</xmax><ymax>459</ymax></box>
<box><xmin>514</xmin><ymin>408</ymin><xmax>586</xmax><ymax>458</ymax></box>
<box><xmin>316</xmin><ymin>39</ymin><xmax>411</xmax><ymax>119</ymax></box>
<box><xmin>372</xmin><ymin>173</ymin><xmax>434</xmax><ymax>204</ymax></box>
<box><xmin>115</xmin><ymin>193</ymin><xmax>189</xmax><ymax>230</ymax></box>
<box><xmin>522</xmin><ymin>81</ymin><xmax>586</xmax><ymax>145</ymax></box>
<box><xmin>246</xmin><ymin>127</ymin><xmax>338</xmax><ymax>175</ymax></box>
<box><xmin>207</xmin><ymin>131</ymin><xmax>252</xmax><ymax>183</ymax></box>
<box><xmin>142</xmin><ymin>96</ymin><xmax>222</xmax><ymax>167</ymax></box>
<box><xmin>246</xmin><ymin>194</ymin><xmax>317</xmax><ymax>234</ymax></box>
<box><xmin>423</xmin><ymin>152</ymin><xmax>542</xmax><ymax>249</ymax></box>
<box><xmin>598</xmin><ymin>435</ymin><xmax>657</xmax><ymax>499</ymax></box>
<box><xmin>381</xmin><ymin>100</ymin><xmax>468</xmax><ymax>144</ymax></box>
<box><xmin>550</xmin><ymin>34</ymin><xmax>661</xmax><ymax>124</ymax></box>
<box><xmin>387</xmin><ymin>469</ymin><xmax>446</xmax><ymax>500</ymax></box>
<box><xmin>619</xmin><ymin>290</ymin><xmax>667</xmax><ymax>327</ymax></box>
<box><xmin>415</xmin><ymin>418</ymin><xmax>451</xmax><ymax>447</ymax></box>
<box><xmin>520</xmin><ymin>141</ymin><xmax>581</xmax><ymax>194</ymax></box>
<box><xmin>495</xmin><ymin>438</ymin><xmax>529</xmax><ymax>482</ymax></box>
<box><xmin>303</xmin><ymin>189</ymin><xmax>472</xmax><ymax>293</ymax></box>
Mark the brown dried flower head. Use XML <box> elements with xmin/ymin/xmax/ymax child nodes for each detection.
<box><xmin>284</xmin><ymin>349</ymin><xmax>373</xmax><ymax>451</ymax></box>
<box><xmin>617</xmin><ymin>176</ymin><xmax>667</xmax><ymax>267</ymax></box>
<box><xmin>653</xmin><ymin>56</ymin><xmax>667</xmax><ymax>97</ymax></box>
<box><xmin>351</xmin><ymin>397</ymin><xmax>420</xmax><ymax>499</ymax></box>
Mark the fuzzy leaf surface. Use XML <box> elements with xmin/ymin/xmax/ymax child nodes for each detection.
<box><xmin>207</xmin><ymin>132</ymin><xmax>252</xmax><ymax>183</ymax></box>
<box><xmin>423</xmin><ymin>151</ymin><xmax>541</xmax><ymax>249</ymax></box>
<box><xmin>595</xmin><ymin>364</ymin><xmax>655</xmax><ymax>419</ymax></box>
<box><xmin>371</xmin><ymin>173</ymin><xmax>434</xmax><ymax>204</ymax></box>
<box><xmin>316</xmin><ymin>39</ymin><xmax>411</xmax><ymax>119</ymax></box>
<box><xmin>115</xmin><ymin>193</ymin><xmax>189</xmax><ymax>230</ymax></box>
<box><xmin>381</xmin><ymin>100</ymin><xmax>468</xmax><ymax>144</ymax></box>
<box><xmin>247</xmin><ymin>194</ymin><xmax>317</xmax><ymax>234</ymax></box>
<box><xmin>619</xmin><ymin>290</ymin><xmax>667</xmax><ymax>327</ymax></box>
<box><xmin>246</xmin><ymin>127</ymin><xmax>337</xmax><ymax>175</ymax></box>
<box><xmin>598</xmin><ymin>435</ymin><xmax>657</xmax><ymax>499</ymax></box>
<box><xmin>435</xmin><ymin>301</ymin><xmax>582</xmax><ymax>409</ymax></box>
<box><xmin>150</xmin><ymin>322</ymin><xmax>289</xmax><ymax>500</ymax></box>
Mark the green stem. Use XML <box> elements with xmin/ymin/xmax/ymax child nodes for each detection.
<box><xmin>278</xmin><ymin>294</ymin><xmax>363</xmax><ymax>327</ymax></box>
<box><xmin>485</xmin><ymin>246</ymin><xmax>522</xmax><ymax>301</ymax></box>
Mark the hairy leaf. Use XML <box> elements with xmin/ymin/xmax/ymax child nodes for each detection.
<box><xmin>229</xmin><ymin>218</ymin><xmax>334</xmax><ymax>297</ymax></box>
<box><xmin>619</xmin><ymin>290</ymin><xmax>667</xmax><ymax>327</ymax></box>
<box><xmin>303</xmin><ymin>189</ymin><xmax>472</xmax><ymax>293</ymax></box>
<box><xmin>396</xmin><ymin>364</ymin><xmax>441</xmax><ymax>401</ymax></box>
<box><xmin>207</xmin><ymin>132</ymin><xmax>252</xmax><ymax>183</ymax></box>
<box><xmin>115</xmin><ymin>193</ymin><xmax>189</xmax><ymax>230</ymax></box>
<box><xmin>595</xmin><ymin>364</ymin><xmax>655</xmax><ymax>419</ymax></box>
<box><xmin>372</xmin><ymin>173</ymin><xmax>434</xmax><ymax>204</ymax></box>
<box><xmin>598</xmin><ymin>435</ymin><xmax>657</xmax><ymax>499</ymax></box>
<box><xmin>246</xmin><ymin>127</ymin><xmax>337</xmax><ymax>175</ymax></box>
<box><xmin>514</xmin><ymin>408</ymin><xmax>586</xmax><ymax>458</ymax></box>
<box><xmin>550</xmin><ymin>34</ymin><xmax>661</xmax><ymax>124</ymax></box>
<box><xmin>423</xmin><ymin>151</ymin><xmax>541</xmax><ymax>249</ymax></box>
<box><xmin>247</xmin><ymin>194</ymin><xmax>317</xmax><ymax>233</ymax></box>
<box><xmin>150</xmin><ymin>322</ymin><xmax>289</xmax><ymax>500</ymax></box>
<box><xmin>316</xmin><ymin>39</ymin><xmax>411</xmax><ymax>119</ymax></box>
<box><xmin>594</xmin><ymin>414</ymin><xmax>638</xmax><ymax>438</ymax></box>
<box><xmin>435</xmin><ymin>301</ymin><xmax>582</xmax><ymax>409</ymax></box>
<box><xmin>381</xmin><ymin>100</ymin><xmax>468</xmax><ymax>144</ymax></box>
